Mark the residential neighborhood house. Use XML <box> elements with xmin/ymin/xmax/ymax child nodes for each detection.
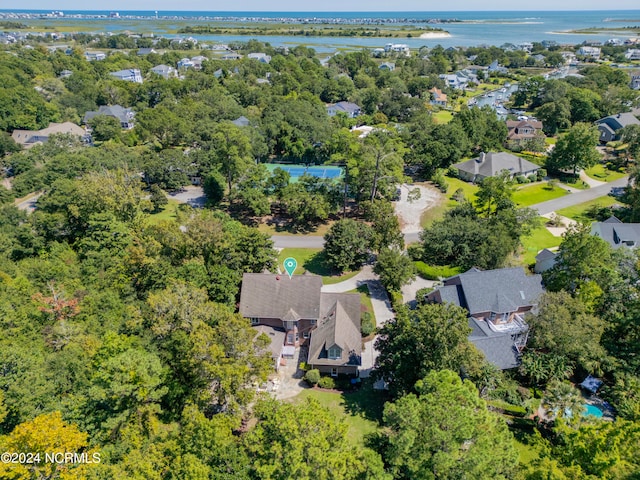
<box><xmin>109</xmin><ymin>69</ymin><xmax>143</xmax><ymax>84</ymax></box>
<box><xmin>83</xmin><ymin>105</ymin><xmax>136</xmax><ymax>129</ymax></box>
<box><xmin>577</xmin><ymin>46</ymin><xmax>601</xmax><ymax>59</ymax></box>
<box><xmin>11</xmin><ymin>122</ymin><xmax>89</xmax><ymax>149</ymax></box>
<box><xmin>427</xmin><ymin>267</ymin><xmax>544</xmax><ymax>369</ymax></box>
<box><xmin>247</xmin><ymin>52</ymin><xmax>271</xmax><ymax>63</ymax></box>
<box><xmin>239</xmin><ymin>273</ymin><xmax>361</xmax><ymax>376</ymax></box>
<box><xmin>453</xmin><ymin>151</ymin><xmax>540</xmax><ymax>183</ymax></box>
<box><xmin>506</xmin><ymin>118</ymin><xmax>544</xmax><ymax>146</ymax></box>
<box><xmin>429</xmin><ymin>87</ymin><xmax>448</xmax><ymax>107</ymax></box>
<box><xmin>149</xmin><ymin>64</ymin><xmax>177</xmax><ymax>79</ymax></box>
<box><xmin>327</xmin><ymin>101</ymin><xmax>362</xmax><ymax>118</ymax></box>
<box><xmin>591</xmin><ymin>216</ymin><xmax>640</xmax><ymax>249</ymax></box>
<box><xmin>595</xmin><ymin>112</ymin><xmax>640</xmax><ymax>143</ymax></box>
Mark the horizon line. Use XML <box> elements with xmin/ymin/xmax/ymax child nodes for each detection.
<box><xmin>4</xmin><ymin>8</ymin><xmax>640</xmax><ymax>12</ymax></box>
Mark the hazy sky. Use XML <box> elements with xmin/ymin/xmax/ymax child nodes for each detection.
<box><xmin>10</xmin><ymin>1</ymin><xmax>640</xmax><ymax>11</ymax></box>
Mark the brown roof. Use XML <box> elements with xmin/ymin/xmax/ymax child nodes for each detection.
<box><xmin>308</xmin><ymin>293</ymin><xmax>361</xmax><ymax>367</ymax></box>
<box><xmin>239</xmin><ymin>273</ymin><xmax>322</xmax><ymax>320</ymax></box>
<box><xmin>252</xmin><ymin>325</ymin><xmax>285</xmax><ymax>359</ymax></box>
<box><xmin>11</xmin><ymin>122</ymin><xmax>86</xmax><ymax>148</ymax></box>
<box><xmin>429</xmin><ymin>87</ymin><xmax>448</xmax><ymax>102</ymax></box>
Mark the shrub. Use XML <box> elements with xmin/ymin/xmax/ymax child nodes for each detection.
<box><xmin>414</xmin><ymin>261</ymin><xmax>461</xmax><ymax>280</ymax></box>
<box><xmin>407</xmin><ymin>243</ymin><xmax>423</xmax><ymax>261</ymax></box>
<box><xmin>361</xmin><ymin>312</ymin><xmax>375</xmax><ymax>337</ymax></box>
<box><xmin>318</xmin><ymin>376</ymin><xmax>336</xmax><ymax>389</ymax></box>
<box><xmin>415</xmin><ymin>287</ymin><xmax>433</xmax><ymax>305</ymax></box>
<box><xmin>389</xmin><ymin>290</ymin><xmax>404</xmax><ymax>310</ymax></box>
<box><xmin>451</xmin><ymin>187</ymin><xmax>465</xmax><ymax>203</ymax></box>
<box><xmin>537</xmin><ymin>168</ymin><xmax>547</xmax><ymax>180</ymax></box>
<box><xmin>515</xmin><ymin>175</ymin><xmax>527</xmax><ymax>184</ymax></box>
<box><xmin>305</xmin><ymin>369</ymin><xmax>320</xmax><ymax>386</ymax></box>
<box><xmin>527</xmin><ymin>174</ymin><xmax>537</xmax><ymax>183</ymax></box>
<box><xmin>446</xmin><ymin>165</ymin><xmax>459</xmax><ymax>178</ymax></box>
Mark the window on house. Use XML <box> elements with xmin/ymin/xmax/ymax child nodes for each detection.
<box><xmin>489</xmin><ymin>312</ymin><xmax>496</xmax><ymax>321</ymax></box>
<box><xmin>295</xmin><ymin>332</ymin><xmax>299</xmax><ymax>342</ymax></box>
<box><xmin>287</xmin><ymin>333</ymin><xmax>294</xmax><ymax>345</ymax></box>
<box><xmin>250</xmin><ymin>318</ymin><xmax>259</xmax><ymax>325</ymax></box>
<box><xmin>310</xmin><ymin>319</ymin><xmax>317</xmax><ymax>326</ymax></box>
<box><xmin>328</xmin><ymin>347</ymin><xmax>341</xmax><ymax>360</ymax></box>
<box><xmin>331</xmin><ymin>368</ymin><xmax>338</xmax><ymax>377</ymax></box>
<box><xmin>303</xmin><ymin>332</ymin><xmax>310</xmax><ymax>339</ymax></box>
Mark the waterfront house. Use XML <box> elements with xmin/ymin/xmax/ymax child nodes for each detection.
<box><xmin>453</xmin><ymin>152</ymin><xmax>539</xmax><ymax>183</ymax></box>
<box><xmin>427</xmin><ymin>267</ymin><xmax>544</xmax><ymax>369</ymax></box>
<box><xmin>429</xmin><ymin>87</ymin><xmax>448</xmax><ymax>107</ymax></box>
<box><xmin>506</xmin><ymin>118</ymin><xmax>544</xmax><ymax>146</ymax></box>
<box><xmin>239</xmin><ymin>273</ymin><xmax>361</xmax><ymax>376</ymax></box>
<box><xmin>137</xmin><ymin>47</ymin><xmax>157</xmax><ymax>56</ymax></box>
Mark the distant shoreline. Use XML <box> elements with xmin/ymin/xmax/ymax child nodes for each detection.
<box><xmin>420</xmin><ymin>32</ymin><xmax>451</xmax><ymax>39</ymax></box>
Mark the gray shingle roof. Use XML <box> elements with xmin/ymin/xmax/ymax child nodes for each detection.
<box><xmin>83</xmin><ymin>105</ymin><xmax>134</xmax><ymax>125</ymax></box>
<box><xmin>468</xmin><ymin>318</ymin><xmax>521</xmax><ymax>369</ymax></box>
<box><xmin>591</xmin><ymin>216</ymin><xmax>640</xmax><ymax>249</ymax></box>
<box><xmin>535</xmin><ymin>248</ymin><xmax>557</xmax><ymax>262</ymax></box>
<box><xmin>443</xmin><ymin>267</ymin><xmax>543</xmax><ymax>315</ymax></box>
<box><xmin>454</xmin><ymin>152</ymin><xmax>539</xmax><ymax>179</ymax></box>
<box><xmin>308</xmin><ymin>293</ymin><xmax>361</xmax><ymax>367</ymax></box>
<box><xmin>239</xmin><ymin>273</ymin><xmax>322</xmax><ymax>320</ymax></box>
<box><xmin>596</xmin><ymin>112</ymin><xmax>640</xmax><ymax>131</ymax></box>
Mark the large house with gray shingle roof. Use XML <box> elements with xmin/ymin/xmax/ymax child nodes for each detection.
<box><xmin>427</xmin><ymin>267</ymin><xmax>544</xmax><ymax>370</ymax></box>
<box><xmin>239</xmin><ymin>273</ymin><xmax>361</xmax><ymax>376</ymax></box>
<box><xmin>595</xmin><ymin>112</ymin><xmax>640</xmax><ymax>143</ymax></box>
<box><xmin>454</xmin><ymin>152</ymin><xmax>540</xmax><ymax>183</ymax></box>
<box><xmin>591</xmin><ymin>216</ymin><xmax>640</xmax><ymax>249</ymax></box>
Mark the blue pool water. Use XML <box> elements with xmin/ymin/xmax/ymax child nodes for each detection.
<box><xmin>583</xmin><ymin>404</ymin><xmax>604</xmax><ymax>418</ymax></box>
<box><xmin>264</xmin><ymin>164</ymin><xmax>343</xmax><ymax>181</ymax></box>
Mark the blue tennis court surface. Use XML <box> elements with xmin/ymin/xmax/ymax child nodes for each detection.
<box><xmin>264</xmin><ymin>164</ymin><xmax>343</xmax><ymax>181</ymax></box>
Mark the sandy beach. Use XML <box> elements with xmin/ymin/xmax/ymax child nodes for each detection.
<box><xmin>419</xmin><ymin>31</ymin><xmax>452</xmax><ymax>39</ymax></box>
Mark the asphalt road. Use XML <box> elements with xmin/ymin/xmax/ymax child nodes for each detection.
<box><xmin>530</xmin><ymin>176</ymin><xmax>628</xmax><ymax>215</ymax></box>
<box><xmin>272</xmin><ymin>176</ymin><xmax>630</xmax><ymax>249</ymax></box>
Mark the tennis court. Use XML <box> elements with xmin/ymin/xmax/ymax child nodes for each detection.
<box><xmin>264</xmin><ymin>164</ymin><xmax>343</xmax><ymax>182</ymax></box>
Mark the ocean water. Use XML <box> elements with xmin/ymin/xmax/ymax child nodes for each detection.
<box><xmin>3</xmin><ymin>10</ymin><xmax>640</xmax><ymax>52</ymax></box>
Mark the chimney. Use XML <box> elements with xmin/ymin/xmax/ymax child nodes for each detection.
<box><xmin>476</xmin><ymin>152</ymin><xmax>486</xmax><ymax>163</ymax></box>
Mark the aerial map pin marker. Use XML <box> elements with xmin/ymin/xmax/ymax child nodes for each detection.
<box><xmin>283</xmin><ymin>257</ymin><xmax>297</xmax><ymax>279</ymax></box>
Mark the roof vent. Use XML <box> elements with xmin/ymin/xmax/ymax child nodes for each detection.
<box><xmin>520</xmin><ymin>291</ymin><xmax>525</xmax><ymax>300</ymax></box>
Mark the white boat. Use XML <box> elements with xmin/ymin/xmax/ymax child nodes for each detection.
<box><xmin>487</xmin><ymin>92</ymin><xmax>494</xmax><ymax>97</ymax></box>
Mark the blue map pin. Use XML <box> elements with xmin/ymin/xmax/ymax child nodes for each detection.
<box><xmin>283</xmin><ymin>257</ymin><xmax>297</xmax><ymax>279</ymax></box>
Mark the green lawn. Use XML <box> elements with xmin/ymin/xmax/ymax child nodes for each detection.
<box><xmin>421</xmin><ymin>176</ymin><xmax>479</xmax><ymax>227</ymax></box>
<box><xmin>513</xmin><ymin>436</ymin><xmax>542</xmax><ymax>467</ymax></box>
<box><xmin>292</xmin><ymin>382</ymin><xmax>385</xmax><ymax>445</ymax></box>
<box><xmin>277</xmin><ymin>248</ymin><xmax>361</xmax><ymax>285</ymax></box>
<box><xmin>347</xmin><ymin>284</ymin><xmax>374</xmax><ymax>316</ymax></box>
<box><xmin>556</xmin><ymin>195</ymin><xmax>621</xmax><ymax>223</ymax></box>
<box><xmin>520</xmin><ymin>220</ymin><xmax>562</xmax><ymax>266</ymax></box>
<box><xmin>512</xmin><ymin>183</ymin><xmax>568</xmax><ymax>207</ymax></box>
<box><xmin>432</xmin><ymin>110</ymin><xmax>453</xmax><ymax>124</ymax></box>
<box><xmin>146</xmin><ymin>198</ymin><xmax>181</xmax><ymax>225</ymax></box>
<box><xmin>257</xmin><ymin>221</ymin><xmax>332</xmax><ymax>236</ymax></box>
<box><xmin>584</xmin><ymin>163</ymin><xmax>627</xmax><ymax>182</ymax></box>
<box><xmin>545</xmin><ymin>137</ymin><xmax>557</xmax><ymax>145</ymax></box>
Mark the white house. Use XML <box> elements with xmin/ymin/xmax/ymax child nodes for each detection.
<box><xmin>577</xmin><ymin>46</ymin><xmax>601</xmax><ymax>59</ymax></box>
<box><xmin>247</xmin><ymin>52</ymin><xmax>271</xmax><ymax>63</ymax></box>
<box><xmin>109</xmin><ymin>69</ymin><xmax>143</xmax><ymax>84</ymax></box>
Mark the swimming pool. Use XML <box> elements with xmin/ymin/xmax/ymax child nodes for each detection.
<box><xmin>264</xmin><ymin>164</ymin><xmax>343</xmax><ymax>181</ymax></box>
<box><xmin>583</xmin><ymin>404</ymin><xmax>604</xmax><ymax>418</ymax></box>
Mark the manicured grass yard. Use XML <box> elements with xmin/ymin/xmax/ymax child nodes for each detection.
<box><xmin>277</xmin><ymin>248</ymin><xmax>361</xmax><ymax>285</ymax></box>
<box><xmin>520</xmin><ymin>220</ymin><xmax>562</xmax><ymax>266</ymax></box>
<box><xmin>584</xmin><ymin>163</ymin><xmax>627</xmax><ymax>182</ymax></box>
<box><xmin>556</xmin><ymin>195</ymin><xmax>621</xmax><ymax>223</ymax></box>
<box><xmin>432</xmin><ymin>110</ymin><xmax>453</xmax><ymax>124</ymax></box>
<box><xmin>292</xmin><ymin>383</ymin><xmax>385</xmax><ymax>445</ymax></box>
<box><xmin>147</xmin><ymin>198</ymin><xmax>181</xmax><ymax>225</ymax></box>
<box><xmin>512</xmin><ymin>183</ymin><xmax>568</xmax><ymax>207</ymax></box>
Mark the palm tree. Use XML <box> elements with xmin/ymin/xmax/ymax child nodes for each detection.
<box><xmin>542</xmin><ymin>380</ymin><xmax>584</xmax><ymax>424</ymax></box>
